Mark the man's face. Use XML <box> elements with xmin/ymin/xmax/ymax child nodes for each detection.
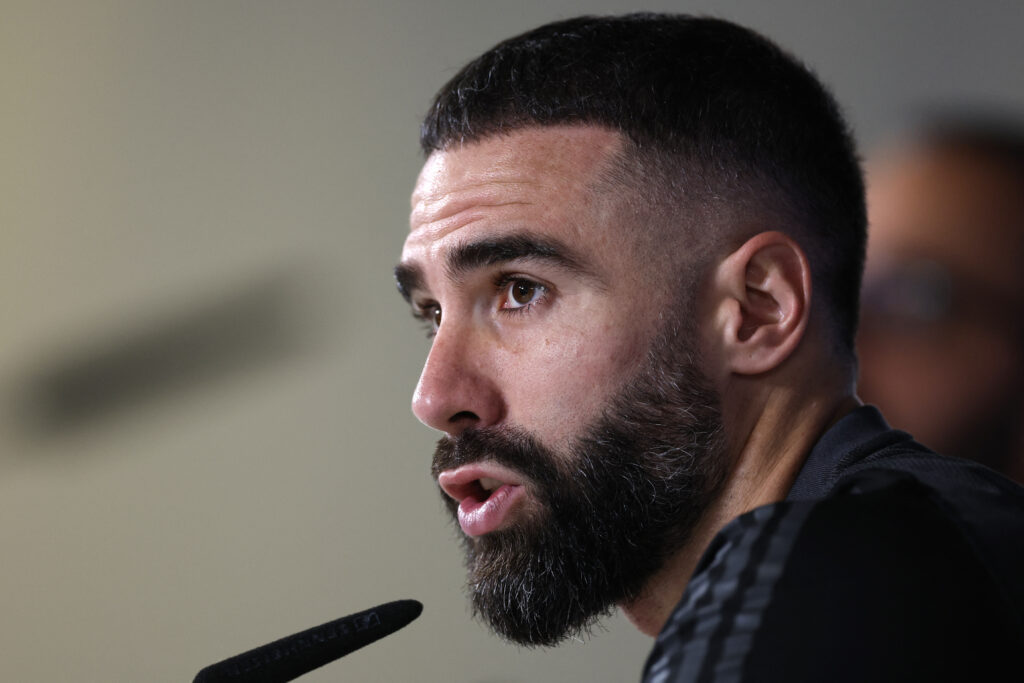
<box><xmin>397</xmin><ymin>126</ymin><xmax>724</xmax><ymax>645</ymax></box>
<box><xmin>857</xmin><ymin>146</ymin><xmax>1024</xmax><ymax>470</ymax></box>
<box><xmin>400</xmin><ymin>127</ymin><xmax>668</xmax><ymax>448</ymax></box>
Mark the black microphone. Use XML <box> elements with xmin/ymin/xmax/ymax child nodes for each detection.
<box><xmin>193</xmin><ymin>599</ymin><xmax>423</xmax><ymax>683</ymax></box>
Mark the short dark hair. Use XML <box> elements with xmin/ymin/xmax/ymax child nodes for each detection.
<box><xmin>421</xmin><ymin>13</ymin><xmax>866</xmax><ymax>353</ymax></box>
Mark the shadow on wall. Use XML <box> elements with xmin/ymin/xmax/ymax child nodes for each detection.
<box><xmin>12</xmin><ymin>271</ymin><xmax>320</xmax><ymax>440</ymax></box>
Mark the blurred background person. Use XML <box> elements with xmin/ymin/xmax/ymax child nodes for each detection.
<box><xmin>857</xmin><ymin>115</ymin><xmax>1024</xmax><ymax>483</ymax></box>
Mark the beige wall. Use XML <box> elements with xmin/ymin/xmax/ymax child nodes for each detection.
<box><xmin>2</xmin><ymin>1</ymin><xmax>1022</xmax><ymax>681</ymax></box>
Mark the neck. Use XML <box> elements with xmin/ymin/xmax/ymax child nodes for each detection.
<box><xmin>619</xmin><ymin>383</ymin><xmax>859</xmax><ymax>636</ymax></box>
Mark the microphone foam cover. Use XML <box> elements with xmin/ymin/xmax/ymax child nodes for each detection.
<box><xmin>193</xmin><ymin>599</ymin><xmax>423</xmax><ymax>683</ymax></box>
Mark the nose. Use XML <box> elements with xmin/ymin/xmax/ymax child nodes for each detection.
<box><xmin>411</xmin><ymin>322</ymin><xmax>505</xmax><ymax>436</ymax></box>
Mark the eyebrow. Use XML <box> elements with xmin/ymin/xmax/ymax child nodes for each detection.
<box><xmin>394</xmin><ymin>262</ymin><xmax>423</xmax><ymax>304</ymax></box>
<box><xmin>394</xmin><ymin>233</ymin><xmax>598</xmax><ymax>303</ymax></box>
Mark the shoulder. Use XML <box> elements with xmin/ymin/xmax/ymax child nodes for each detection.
<box><xmin>642</xmin><ymin>471</ymin><xmax>1024</xmax><ymax>683</ymax></box>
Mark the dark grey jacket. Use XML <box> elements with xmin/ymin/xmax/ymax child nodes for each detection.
<box><xmin>643</xmin><ymin>406</ymin><xmax>1024</xmax><ymax>682</ymax></box>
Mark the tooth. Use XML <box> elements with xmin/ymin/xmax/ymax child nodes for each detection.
<box><xmin>479</xmin><ymin>477</ymin><xmax>502</xmax><ymax>491</ymax></box>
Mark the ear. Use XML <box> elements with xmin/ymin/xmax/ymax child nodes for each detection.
<box><xmin>710</xmin><ymin>231</ymin><xmax>812</xmax><ymax>375</ymax></box>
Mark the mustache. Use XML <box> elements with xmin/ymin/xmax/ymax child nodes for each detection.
<box><xmin>430</xmin><ymin>426</ymin><xmax>565</xmax><ymax>489</ymax></box>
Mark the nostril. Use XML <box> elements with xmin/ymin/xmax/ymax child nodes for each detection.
<box><xmin>449</xmin><ymin>410</ymin><xmax>480</xmax><ymax>424</ymax></box>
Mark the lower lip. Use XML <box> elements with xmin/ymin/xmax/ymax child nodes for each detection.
<box><xmin>457</xmin><ymin>484</ymin><xmax>525</xmax><ymax>537</ymax></box>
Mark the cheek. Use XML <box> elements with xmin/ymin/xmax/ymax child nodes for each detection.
<box><xmin>494</xmin><ymin>317</ymin><xmax>649</xmax><ymax>445</ymax></box>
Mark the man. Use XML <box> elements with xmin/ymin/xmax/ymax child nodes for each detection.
<box><xmin>858</xmin><ymin>119</ymin><xmax>1024</xmax><ymax>483</ymax></box>
<box><xmin>394</xmin><ymin>14</ymin><xmax>1024</xmax><ymax>681</ymax></box>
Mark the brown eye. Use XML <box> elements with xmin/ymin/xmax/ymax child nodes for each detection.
<box><xmin>504</xmin><ymin>279</ymin><xmax>545</xmax><ymax>309</ymax></box>
<box><xmin>414</xmin><ymin>303</ymin><xmax>442</xmax><ymax>337</ymax></box>
<box><xmin>512</xmin><ymin>281</ymin><xmax>536</xmax><ymax>305</ymax></box>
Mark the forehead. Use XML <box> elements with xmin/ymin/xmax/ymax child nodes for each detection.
<box><xmin>405</xmin><ymin>126</ymin><xmax>625</xmax><ymax>253</ymax></box>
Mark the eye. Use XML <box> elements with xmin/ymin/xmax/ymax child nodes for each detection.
<box><xmin>502</xmin><ymin>278</ymin><xmax>546</xmax><ymax>310</ymax></box>
<box><xmin>413</xmin><ymin>302</ymin><xmax>442</xmax><ymax>337</ymax></box>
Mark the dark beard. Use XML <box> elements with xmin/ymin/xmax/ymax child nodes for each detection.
<box><xmin>430</xmin><ymin>321</ymin><xmax>726</xmax><ymax>647</ymax></box>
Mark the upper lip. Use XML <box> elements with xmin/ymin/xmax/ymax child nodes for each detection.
<box><xmin>436</xmin><ymin>463</ymin><xmax>525</xmax><ymax>502</ymax></box>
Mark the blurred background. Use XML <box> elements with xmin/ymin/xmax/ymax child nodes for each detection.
<box><xmin>3</xmin><ymin>1</ymin><xmax>1023</xmax><ymax>681</ymax></box>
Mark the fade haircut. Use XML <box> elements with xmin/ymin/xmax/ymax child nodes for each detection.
<box><xmin>420</xmin><ymin>13</ymin><xmax>867</xmax><ymax>354</ymax></box>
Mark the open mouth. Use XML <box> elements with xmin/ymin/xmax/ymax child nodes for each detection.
<box><xmin>437</xmin><ymin>466</ymin><xmax>527</xmax><ymax>537</ymax></box>
<box><xmin>444</xmin><ymin>476</ymin><xmax>503</xmax><ymax>503</ymax></box>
